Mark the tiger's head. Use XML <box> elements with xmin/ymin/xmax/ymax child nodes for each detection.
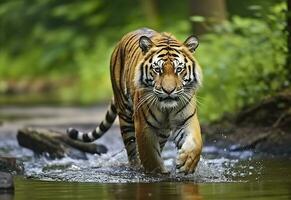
<box><xmin>135</xmin><ymin>33</ymin><xmax>202</xmax><ymax>109</ymax></box>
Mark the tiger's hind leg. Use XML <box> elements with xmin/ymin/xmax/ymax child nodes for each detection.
<box><xmin>118</xmin><ymin>113</ymin><xmax>139</xmax><ymax>166</ymax></box>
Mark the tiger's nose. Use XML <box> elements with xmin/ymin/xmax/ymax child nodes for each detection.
<box><xmin>162</xmin><ymin>86</ymin><xmax>176</xmax><ymax>95</ymax></box>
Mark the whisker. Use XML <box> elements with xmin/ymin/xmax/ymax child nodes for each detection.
<box><xmin>182</xmin><ymin>93</ymin><xmax>196</xmax><ymax>109</ymax></box>
<box><xmin>135</xmin><ymin>93</ymin><xmax>153</xmax><ymax>112</ymax></box>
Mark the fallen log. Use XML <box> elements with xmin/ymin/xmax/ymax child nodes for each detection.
<box><xmin>17</xmin><ymin>127</ymin><xmax>107</xmax><ymax>159</ymax></box>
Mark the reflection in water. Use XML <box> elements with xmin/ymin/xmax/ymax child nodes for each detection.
<box><xmin>12</xmin><ymin>166</ymin><xmax>291</xmax><ymax>200</ymax></box>
<box><xmin>0</xmin><ymin>191</ymin><xmax>14</xmax><ymax>200</ymax></box>
<box><xmin>14</xmin><ymin>178</ymin><xmax>205</xmax><ymax>200</ymax></box>
<box><xmin>108</xmin><ymin>183</ymin><xmax>202</xmax><ymax>200</ymax></box>
<box><xmin>2</xmin><ymin>138</ymin><xmax>291</xmax><ymax>199</ymax></box>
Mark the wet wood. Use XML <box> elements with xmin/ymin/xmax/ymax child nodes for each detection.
<box><xmin>17</xmin><ymin>127</ymin><xmax>107</xmax><ymax>159</ymax></box>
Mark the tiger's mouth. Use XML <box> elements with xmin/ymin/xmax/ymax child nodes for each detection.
<box><xmin>158</xmin><ymin>96</ymin><xmax>178</xmax><ymax>102</ymax></box>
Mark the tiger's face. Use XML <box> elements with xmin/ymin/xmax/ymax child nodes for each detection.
<box><xmin>136</xmin><ymin>35</ymin><xmax>202</xmax><ymax>109</ymax></box>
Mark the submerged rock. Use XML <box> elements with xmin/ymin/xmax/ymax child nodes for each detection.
<box><xmin>0</xmin><ymin>157</ymin><xmax>23</xmax><ymax>175</ymax></box>
<box><xmin>0</xmin><ymin>172</ymin><xmax>14</xmax><ymax>190</ymax></box>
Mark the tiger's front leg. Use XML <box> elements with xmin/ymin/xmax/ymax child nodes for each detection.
<box><xmin>174</xmin><ymin>113</ymin><xmax>202</xmax><ymax>174</ymax></box>
<box><xmin>134</xmin><ymin>112</ymin><xmax>167</xmax><ymax>173</ymax></box>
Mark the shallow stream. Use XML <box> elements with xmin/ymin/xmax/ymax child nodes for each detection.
<box><xmin>0</xmin><ymin>106</ymin><xmax>290</xmax><ymax>199</ymax></box>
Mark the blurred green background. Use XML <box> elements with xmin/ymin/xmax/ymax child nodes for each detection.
<box><xmin>0</xmin><ymin>0</ymin><xmax>288</xmax><ymax>122</ymax></box>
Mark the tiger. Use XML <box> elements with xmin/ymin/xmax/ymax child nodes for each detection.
<box><xmin>67</xmin><ymin>28</ymin><xmax>203</xmax><ymax>174</ymax></box>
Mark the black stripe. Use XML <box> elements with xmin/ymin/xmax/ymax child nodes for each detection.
<box><xmin>111</xmin><ymin>48</ymin><xmax>127</xmax><ymax>112</ymax></box>
<box><xmin>170</xmin><ymin>44</ymin><xmax>181</xmax><ymax>47</ymax></box>
<box><xmin>144</xmin><ymin>64</ymin><xmax>152</xmax><ymax>85</ymax></box>
<box><xmin>171</xmin><ymin>53</ymin><xmax>179</xmax><ymax>57</ymax></box>
<box><xmin>106</xmin><ymin>112</ymin><xmax>116</xmax><ymax>123</ymax></box>
<box><xmin>68</xmin><ymin>128</ymin><xmax>78</xmax><ymax>139</ymax></box>
<box><xmin>188</xmin><ymin>64</ymin><xmax>191</xmax><ymax>81</ymax></box>
<box><xmin>177</xmin><ymin>132</ymin><xmax>185</xmax><ymax>147</ymax></box>
<box><xmin>171</xmin><ymin>48</ymin><xmax>181</xmax><ymax>54</ymax></box>
<box><xmin>157</xmin><ymin>54</ymin><xmax>166</xmax><ymax>58</ymax></box>
<box><xmin>155</xmin><ymin>48</ymin><xmax>169</xmax><ymax>54</ymax></box>
<box><xmin>154</xmin><ymin>146</ymin><xmax>161</xmax><ymax>157</ymax></box>
<box><xmin>118</xmin><ymin>113</ymin><xmax>133</xmax><ymax>123</ymax></box>
<box><xmin>142</xmin><ymin>108</ymin><xmax>159</xmax><ymax>129</ymax></box>
<box><xmin>156</xmin><ymin>44</ymin><xmax>181</xmax><ymax>48</ymax></box>
<box><xmin>130</xmin><ymin>44</ymin><xmax>141</xmax><ymax>57</ymax></box>
<box><xmin>124</xmin><ymin>102</ymin><xmax>133</xmax><ymax>113</ymax></box>
<box><xmin>128</xmin><ymin>45</ymin><xmax>141</xmax><ymax>67</ymax></box>
<box><xmin>128</xmin><ymin>148</ymin><xmax>136</xmax><ymax>158</ymax></box>
<box><xmin>173</xmin><ymin>129</ymin><xmax>183</xmax><ymax>141</ymax></box>
<box><xmin>92</xmin><ymin>129</ymin><xmax>100</xmax><ymax>139</ymax></box>
<box><xmin>83</xmin><ymin>134</ymin><xmax>92</xmax><ymax>142</ymax></box>
<box><xmin>139</xmin><ymin>63</ymin><xmax>144</xmax><ymax>84</ymax></box>
<box><xmin>118</xmin><ymin>49</ymin><xmax>127</xmax><ymax>103</ymax></box>
<box><xmin>124</xmin><ymin>34</ymin><xmax>138</xmax><ymax>52</ymax></box>
<box><xmin>110</xmin><ymin>103</ymin><xmax>117</xmax><ymax>113</ymax></box>
<box><xmin>124</xmin><ymin>136</ymin><xmax>136</xmax><ymax>146</ymax></box>
<box><xmin>145</xmin><ymin>64</ymin><xmax>148</xmax><ymax>83</ymax></box>
<box><xmin>99</xmin><ymin>122</ymin><xmax>107</xmax><ymax>132</ymax></box>
<box><xmin>158</xmin><ymin>133</ymin><xmax>168</xmax><ymax>139</ymax></box>
<box><xmin>121</xmin><ymin>125</ymin><xmax>135</xmax><ymax>133</ymax></box>
<box><xmin>147</xmin><ymin>106</ymin><xmax>159</xmax><ymax>124</ymax></box>
<box><xmin>175</xmin><ymin>102</ymin><xmax>188</xmax><ymax>115</ymax></box>
<box><xmin>128</xmin><ymin>38</ymin><xmax>139</xmax><ymax>52</ymax></box>
<box><xmin>179</xmin><ymin>109</ymin><xmax>196</xmax><ymax>127</ymax></box>
<box><xmin>192</xmin><ymin>63</ymin><xmax>197</xmax><ymax>82</ymax></box>
<box><xmin>159</xmin><ymin>140</ymin><xmax>167</xmax><ymax>146</ymax></box>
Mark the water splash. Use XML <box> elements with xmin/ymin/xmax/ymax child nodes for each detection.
<box><xmin>1</xmin><ymin>139</ymin><xmax>258</xmax><ymax>183</ymax></box>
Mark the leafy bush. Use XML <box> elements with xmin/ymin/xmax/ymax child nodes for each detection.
<box><xmin>197</xmin><ymin>3</ymin><xmax>287</xmax><ymax>121</ymax></box>
<box><xmin>0</xmin><ymin>1</ymin><xmax>287</xmax><ymax>123</ymax></box>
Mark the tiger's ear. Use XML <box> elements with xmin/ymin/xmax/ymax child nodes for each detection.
<box><xmin>139</xmin><ymin>36</ymin><xmax>154</xmax><ymax>54</ymax></box>
<box><xmin>184</xmin><ymin>35</ymin><xmax>199</xmax><ymax>52</ymax></box>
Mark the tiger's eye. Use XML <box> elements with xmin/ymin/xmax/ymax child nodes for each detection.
<box><xmin>176</xmin><ymin>67</ymin><xmax>183</xmax><ymax>73</ymax></box>
<box><xmin>154</xmin><ymin>67</ymin><xmax>161</xmax><ymax>73</ymax></box>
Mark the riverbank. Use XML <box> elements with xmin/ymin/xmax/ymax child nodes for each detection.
<box><xmin>203</xmin><ymin>89</ymin><xmax>291</xmax><ymax>157</ymax></box>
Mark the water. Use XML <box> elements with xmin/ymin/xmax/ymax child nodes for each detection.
<box><xmin>0</xmin><ymin>106</ymin><xmax>291</xmax><ymax>199</ymax></box>
<box><xmin>2</xmin><ymin>159</ymin><xmax>291</xmax><ymax>200</ymax></box>
<box><xmin>1</xmin><ymin>139</ymin><xmax>291</xmax><ymax>200</ymax></box>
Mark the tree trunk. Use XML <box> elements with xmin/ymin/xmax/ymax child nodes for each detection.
<box><xmin>287</xmin><ymin>0</ymin><xmax>291</xmax><ymax>83</ymax></box>
<box><xmin>140</xmin><ymin>0</ymin><xmax>160</xmax><ymax>28</ymax></box>
<box><xmin>190</xmin><ymin>0</ymin><xmax>227</xmax><ymax>35</ymax></box>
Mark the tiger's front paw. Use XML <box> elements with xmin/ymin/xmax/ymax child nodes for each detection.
<box><xmin>176</xmin><ymin>146</ymin><xmax>201</xmax><ymax>174</ymax></box>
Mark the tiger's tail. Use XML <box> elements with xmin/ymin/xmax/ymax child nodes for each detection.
<box><xmin>67</xmin><ymin>99</ymin><xmax>117</xmax><ymax>142</ymax></box>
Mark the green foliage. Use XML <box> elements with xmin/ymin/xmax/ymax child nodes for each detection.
<box><xmin>0</xmin><ymin>0</ymin><xmax>287</xmax><ymax>122</ymax></box>
<box><xmin>197</xmin><ymin>3</ymin><xmax>287</xmax><ymax>121</ymax></box>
